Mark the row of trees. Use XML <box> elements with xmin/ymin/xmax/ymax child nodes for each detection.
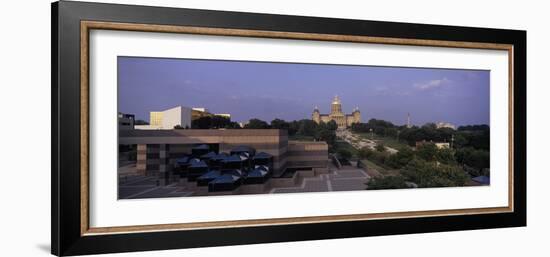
<box><xmin>360</xmin><ymin>143</ymin><xmax>456</xmax><ymax>170</ymax></box>
<box><xmin>365</xmin><ymin>143</ymin><xmax>470</xmax><ymax>189</ymax></box>
<box><xmin>189</xmin><ymin>116</ymin><xmax>241</xmax><ymax>129</ymax></box>
<box><xmin>192</xmin><ymin>116</ymin><xmax>338</xmax><ymax>149</ymax></box>
<box><xmin>351</xmin><ymin>119</ymin><xmax>490</xmax><ymax>151</ymax></box>
<box><xmin>180</xmin><ymin>116</ymin><xmax>340</xmax><ymax>150</ymax></box>
<box><xmin>242</xmin><ymin>118</ymin><xmax>339</xmax><ymax>150</ymax></box>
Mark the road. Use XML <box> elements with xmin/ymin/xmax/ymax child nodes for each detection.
<box><xmin>336</xmin><ymin>129</ymin><xmax>398</xmax><ymax>154</ymax></box>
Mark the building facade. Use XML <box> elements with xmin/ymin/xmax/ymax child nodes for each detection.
<box><xmin>119</xmin><ymin>129</ymin><xmax>328</xmax><ymax>178</ymax></box>
<box><xmin>312</xmin><ymin>95</ymin><xmax>361</xmax><ymax>128</ymax></box>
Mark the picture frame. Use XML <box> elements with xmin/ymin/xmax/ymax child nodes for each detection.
<box><xmin>51</xmin><ymin>1</ymin><xmax>526</xmax><ymax>256</ymax></box>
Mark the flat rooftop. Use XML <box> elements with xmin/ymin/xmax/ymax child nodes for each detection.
<box><xmin>119</xmin><ymin>129</ymin><xmax>289</xmax><ymax>145</ymax></box>
<box><xmin>120</xmin><ymin>129</ymin><xmax>287</xmax><ymax>138</ymax></box>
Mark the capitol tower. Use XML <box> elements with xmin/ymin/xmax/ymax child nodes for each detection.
<box><xmin>312</xmin><ymin>95</ymin><xmax>361</xmax><ymax>128</ymax></box>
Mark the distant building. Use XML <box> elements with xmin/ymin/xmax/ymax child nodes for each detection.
<box><xmin>434</xmin><ymin>142</ymin><xmax>450</xmax><ymax>149</ymax></box>
<box><xmin>191</xmin><ymin>108</ymin><xmax>231</xmax><ymax>121</ymax></box>
<box><xmin>118</xmin><ymin>112</ymin><xmax>135</xmax><ymax>130</ymax></box>
<box><xmin>406</xmin><ymin>113</ymin><xmax>412</xmax><ymax>128</ymax></box>
<box><xmin>436</xmin><ymin>122</ymin><xmax>456</xmax><ymax>130</ymax></box>
<box><xmin>136</xmin><ymin>106</ymin><xmax>192</xmax><ymax>130</ymax></box>
<box><xmin>312</xmin><ymin>95</ymin><xmax>361</xmax><ymax>128</ymax></box>
<box><xmin>215</xmin><ymin>113</ymin><xmax>231</xmax><ymax>119</ymax></box>
<box><xmin>416</xmin><ymin>140</ymin><xmax>450</xmax><ymax>149</ymax></box>
<box><xmin>192</xmin><ymin>107</ymin><xmax>208</xmax><ymax>113</ymax></box>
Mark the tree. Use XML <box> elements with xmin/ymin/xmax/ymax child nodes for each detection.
<box><xmin>298</xmin><ymin>119</ymin><xmax>318</xmax><ymax>137</ymax></box>
<box><xmin>385</xmin><ymin>127</ymin><xmax>398</xmax><ymax>138</ymax></box>
<box><xmin>337</xmin><ymin>148</ymin><xmax>352</xmax><ymax>161</ymax></box>
<box><xmin>135</xmin><ymin>119</ymin><xmax>149</xmax><ymax>125</ymax></box>
<box><xmin>401</xmin><ymin>159</ymin><xmax>468</xmax><ymax>188</ymax></box>
<box><xmin>191</xmin><ymin>116</ymin><xmax>234</xmax><ymax>129</ymax></box>
<box><xmin>455</xmin><ymin>147</ymin><xmax>489</xmax><ymax>174</ymax></box>
<box><xmin>375</xmin><ymin>143</ymin><xmax>386</xmax><ymax>152</ymax></box>
<box><xmin>358</xmin><ymin>147</ymin><xmax>374</xmax><ymax>159</ymax></box>
<box><xmin>416</xmin><ymin>143</ymin><xmax>438</xmax><ymax>161</ymax></box>
<box><xmin>458</xmin><ymin>124</ymin><xmax>490</xmax><ymax>131</ymax></box>
<box><xmin>288</xmin><ymin>120</ymin><xmax>299</xmax><ymax>135</ymax></box>
<box><xmin>453</xmin><ymin>133</ymin><xmax>468</xmax><ymax>148</ymax></box>
<box><xmin>366</xmin><ymin>175</ymin><xmax>409</xmax><ymax>190</ymax></box>
<box><xmin>326</xmin><ymin>120</ymin><xmax>338</xmax><ymax>131</ymax></box>
<box><xmin>436</xmin><ymin>148</ymin><xmax>456</xmax><ymax>165</ymax></box>
<box><xmin>271</xmin><ymin>118</ymin><xmax>289</xmax><ymax>130</ymax></box>
<box><xmin>192</xmin><ymin>116</ymin><xmax>212</xmax><ymax>129</ymax></box>
<box><xmin>366</xmin><ymin>150</ymin><xmax>389</xmax><ymax>166</ymax></box>
<box><xmin>244</xmin><ymin>118</ymin><xmax>270</xmax><ymax>129</ymax></box>
<box><xmin>316</xmin><ymin>128</ymin><xmax>336</xmax><ymax>147</ymax></box>
<box><xmin>224</xmin><ymin>122</ymin><xmax>241</xmax><ymax>129</ymax></box>
<box><xmin>385</xmin><ymin>147</ymin><xmax>414</xmax><ymax>168</ymax></box>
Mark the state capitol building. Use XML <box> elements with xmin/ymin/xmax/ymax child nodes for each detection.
<box><xmin>312</xmin><ymin>95</ymin><xmax>361</xmax><ymax>128</ymax></box>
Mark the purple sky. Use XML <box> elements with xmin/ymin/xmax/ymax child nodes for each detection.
<box><xmin>118</xmin><ymin>56</ymin><xmax>490</xmax><ymax>126</ymax></box>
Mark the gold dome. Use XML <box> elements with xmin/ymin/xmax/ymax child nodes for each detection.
<box><xmin>332</xmin><ymin>95</ymin><xmax>341</xmax><ymax>105</ymax></box>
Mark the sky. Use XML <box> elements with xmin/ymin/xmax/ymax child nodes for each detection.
<box><xmin>118</xmin><ymin>56</ymin><xmax>490</xmax><ymax>127</ymax></box>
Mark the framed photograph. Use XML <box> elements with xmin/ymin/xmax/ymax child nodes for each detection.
<box><xmin>52</xmin><ymin>1</ymin><xmax>526</xmax><ymax>256</ymax></box>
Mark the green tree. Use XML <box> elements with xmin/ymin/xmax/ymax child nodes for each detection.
<box><xmin>402</xmin><ymin>159</ymin><xmax>468</xmax><ymax>188</ymax></box>
<box><xmin>455</xmin><ymin>147</ymin><xmax>490</xmax><ymax>175</ymax></box>
<box><xmin>244</xmin><ymin>118</ymin><xmax>270</xmax><ymax>129</ymax></box>
<box><xmin>375</xmin><ymin>143</ymin><xmax>386</xmax><ymax>152</ymax></box>
<box><xmin>326</xmin><ymin>120</ymin><xmax>338</xmax><ymax>131</ymax></box>
<box><xmin>224</xmin><ymin>122</ymin><xmax>241</xmax><ymax>129</ymax></box>
<box><xmin>385</xmin><ymin>147</ymin><xmax>414</xmax><ymax>168</ymax></box>
<box><xmin>298</xmin><ymin>119</ymin><xmax>318</xmax><ymax>137</ymax></box>
<box><xmin>316</xmin><ymin>128</ymin><xmax>336</xmax><ymax>147</ymax></box>
<box><xmin>366</xmin><ymin>175</ymin><xmax>409</xmax><ymax>190</ymax></box>
<box><xmin>358</xmin><ymin>147</ymin><xmax>374</xmax><ymax>159</ymax></box>
<box><xmin>416</xmin><ymin>143</ymin><xmax>438</xmax><ymax>161</ymax></box>
<box><xmin>135</xmin><ymin>119</ymin><xmax>149</xmax><ymax>125</ymax></box>
<box><xmin>436</xmin><ymin>148</ymin><xmax>456</xmax><ymax>165</ymax></box>
<box><xmin>192</xmin><ymin>116</ymin><xmax>234</xmax><ymax>129</ymax></box>
<box><xmin>270</xmin><ymin>118</ymin><xmax>289</xmax><ymax>130</ymax></box>
<box><xmin>385</xmin><ymin>127</ymin><xmax>398</xmax><ymax>138</ymax></box>
<box><xmin>191</xmin><ymin>116</ymin><xmax>212</xmax><ymax>129</ymax></box>
<box><xmin>337</xmin><ymin>148</ymin><xmax>352</xmax><ymax>161</ymax></box>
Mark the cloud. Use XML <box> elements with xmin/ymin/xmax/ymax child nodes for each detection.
<box><xmin>372</xmin><ymin>84</ymin><xmax>412</xmax><ymax>97</ymax></box>
<box><xmin>413</xmin><ymin>78</ymin><xmax>451</xmax><ymax>91</ymax></box>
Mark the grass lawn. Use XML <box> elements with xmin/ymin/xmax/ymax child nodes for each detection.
<box><xmin>356</xmin><ymin>133</ymin><xmax>411</xmax><ymax>150</ymax></box>
<box><xmin>360</xmin><ymin>159</ymin><xmax>386</xmax><ymax>176</ymax></box>
<box><xmin>360</xmin><ymin>159</ymin><xmax>402</xmax><ymax>177</ymax></box>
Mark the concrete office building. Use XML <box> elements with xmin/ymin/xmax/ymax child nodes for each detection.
<box><xmin>118</xmin><ymin>112</ymin><xmax>135</xmax><ymax>130</ymax></box>
<box><xmin>118</xmin><ymin>129</ymin><xmax>328</xmax><ymax>178</ymax></box>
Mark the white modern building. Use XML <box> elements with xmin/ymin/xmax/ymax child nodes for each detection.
<box><xmin>436</xmin><ymin>122</ymin><xmax>456</xmax><ymax>130</ymax></box>
<box><xmin>135</xmin><ymin>106</ymin><xmax>192</xmax><ymax>130</ymax></box>
<box><xmin>215</xmin><ymin>113</ymin><xmax>231</xmax><ymax>119</ymax></box>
